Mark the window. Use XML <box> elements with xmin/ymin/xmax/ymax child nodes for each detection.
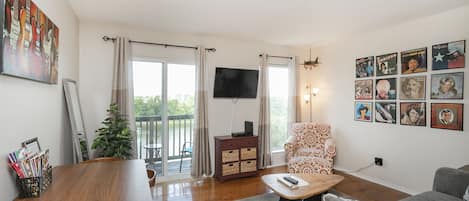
<box><xmin>268</xmin><ymin>66</ymin><xmax>289</xmax><ymax>151</ymax></box>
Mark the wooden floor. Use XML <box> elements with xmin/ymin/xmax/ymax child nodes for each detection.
<box><xmin>151</xmin><ymin>166</ymin><xmax>409</xmax><ymax>201</ymax></box>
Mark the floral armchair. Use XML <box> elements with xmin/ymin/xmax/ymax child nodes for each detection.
<box><xmin>285</xmin><ymin>123</ymin><xmax>336</xmax><ymax>174</ymax></box>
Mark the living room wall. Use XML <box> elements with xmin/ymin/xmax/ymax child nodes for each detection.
<box><xmin>298</xmin><ymin>5</ymin><xmax>469</xmax><ymax>194</ymax></box>
<box><xmin>0</xmin><ymin>0</ymin><xmax>79</xmax><ymax>199</ymax></box>
<box><xmin>78</xmin><ymin>22</ymin><xmax>298</xmax><ymax>171</ymax></box>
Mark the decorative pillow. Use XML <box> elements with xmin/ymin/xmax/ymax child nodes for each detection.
<box><xmin>463</xmin><ymin>185</ymin><xmax>469</xmax><ymax>201</ymax></box>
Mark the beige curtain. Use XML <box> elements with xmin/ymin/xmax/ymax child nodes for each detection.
<box><xmin>191</xmin><ymin>46</ymin><xmax>212</xmax><ymax>178</ymax></box>
<box><xmin>258</xmin><ymin>54</ymin><xmax>271</xmax><ymax>169</ymax></box>
<box><xmin>111</xmin><ymin>36</ymin><xmax>137</xmax><ymax>159</ymax></box>
<box><xmin>288</xmin><ymin>57</ymin><xmax>300</xmax><ymax>126</ymax></box>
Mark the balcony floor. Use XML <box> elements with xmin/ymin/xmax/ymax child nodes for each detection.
<box><xmin>147</xmin><ymin>158</ymin><xmax>192</xmax><ymax>176</ymax></box>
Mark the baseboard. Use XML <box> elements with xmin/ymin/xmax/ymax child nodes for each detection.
<box><xmin>267</xmin><ymin>163</ymin><xmax>287</xmax><ymax>168</ymax></box>
<box><xmin>334</xmin><ymin>166</ymin><xmax>418</xmax><ymax>196</ymax></box>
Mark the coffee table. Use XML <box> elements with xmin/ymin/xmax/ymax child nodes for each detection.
<box><xmin>262</xmin><ymin>173</ymin><xmax>344</xmax><ymax>201</ymax></box>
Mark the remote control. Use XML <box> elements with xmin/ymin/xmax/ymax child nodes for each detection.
<box><xmin>283</xmin><ymin>176</ymin><xmax>299</xmax><ymax>185</ymax></box>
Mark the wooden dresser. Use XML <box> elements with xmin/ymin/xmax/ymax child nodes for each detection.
<box><xmin>214</xmin><ymin>135</ymin><xmax>258</xmax><ymax>181</ymax></box>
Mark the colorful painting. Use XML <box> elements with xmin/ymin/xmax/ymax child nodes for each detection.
<box><xmin>400</xmin><ymin>102</ymin><xmax>426</xmax><ymax>127</ymax></box>
<box><xmin>376</xmin><ymin>53</ymin><xmax>398</xmax><ymax>76</ymax></box>
<box><xmin>431</xmin><ymin>103</ymin><xmax>463</xmax><ymax>131</ymax></box>
<box><xmin>1</xmin><ymin>0</ymin><xmax>60</xmax><ymax>84</ymax></box>
<box><xmin>355</xmin><ymin>79</ymin><xmax>373</xmax><ymax>100</ymax></box>
<box><xmin>432</xmin><ymin>40</ymin><xmax>465</xmax><ymax>70</ymax></box>
<box><xmin>356</xmin><ymin>56</ymin><xmax>374</xmax><ymax>78</ymax></box>
<box><xmin>355</xmin><ymin>102</ymin><xmax>373</xmax><ymax>122</ymax></box>
<box><xmin>431</xmin><ymin>72</ymin><xmax>464</xmax><ymax>99</ymax></box>
<box><xmin>375</xmin><ymin>102</ymin><xmax>396</xmax><ymax>124</ymax></box>
<box><xmin>400</xmin><ymin>76</ymin><xmax>426</xmax><ymax>100</ymax></box>
<box><xmin>376</xmin><ymin>78</ymin><xmax>396</xmax><ymax>100</ymax></box>
<box><xmin>401</xmin><ymin>48</ymin><xmax>427</xmax><ymax>74</ymax></box>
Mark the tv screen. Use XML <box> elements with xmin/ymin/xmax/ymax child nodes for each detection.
<box><xmin>213</xmin><ymin>67</ymin><xmax>259</xmax><ymax>98</ymax></box>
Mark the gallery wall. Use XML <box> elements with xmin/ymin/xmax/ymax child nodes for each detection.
<box><xmin>298</xmin><ymin>5</ymin><xmax>469</xmax><ymax>194</ymax></box>
<box><xmin>78</xmin><ymin>22</ymin><xmax>297</xmax><ymax>171</ymax></box>
<box><xmin>0</xmin><ymin>0</ymin><xmax>79</xmax><ymax>199</ymax></box>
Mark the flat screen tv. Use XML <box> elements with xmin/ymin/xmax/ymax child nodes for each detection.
<box><xmin>213</xmin><ymin>67</ymin><xmax>259</xmax><ymax>98</ymax></box>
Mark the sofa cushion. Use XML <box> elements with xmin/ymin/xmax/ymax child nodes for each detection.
<box><xmin>400</xmin><ymin>191</ymin><xmax>462</xmax><ymax>201</ymax></box>
<box><xmin>464</xmin><ymin>185</ymin><xmax>469</xmax><ymax>201</ymax></box>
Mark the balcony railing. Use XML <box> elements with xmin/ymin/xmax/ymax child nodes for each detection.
<box><xmin>136</xmin><ymin>114</ymin><xmax>193</xmax><ymax>163</ymax></box>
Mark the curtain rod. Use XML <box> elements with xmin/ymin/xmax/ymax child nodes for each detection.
<box><xmin>102</xmin><ymin>36</ymin><xmax>216</xmax><ymax>52</ymax></box>
<box><xmin>259</xmin><ymin>54</ymin><xmax>292</xmax><ymax>60</ymax></box>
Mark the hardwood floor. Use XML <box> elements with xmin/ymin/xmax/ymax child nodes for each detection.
<box><xmin>151</xmin><ymin>166</ymin><xmax>409</xmax><ymax>201</ymax></box>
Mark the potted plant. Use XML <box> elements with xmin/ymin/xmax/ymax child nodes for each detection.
<box><xmin>92</xmin><ymin>103</ymin><xmax>132</xmax><ymax>159</ymax></box>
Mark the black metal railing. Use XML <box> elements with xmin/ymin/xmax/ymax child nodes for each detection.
<box><xmin>136</xmin><ymin>114</ymin><xmax>193</xmax><ymax>163</ymax></box>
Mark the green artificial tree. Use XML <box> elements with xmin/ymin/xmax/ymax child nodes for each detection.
<box><xmin>92</xmin><ymin>103</ymin><xmax>132</xmax><ymax>159</ymax></box>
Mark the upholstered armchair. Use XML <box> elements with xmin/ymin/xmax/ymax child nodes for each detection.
<box><xmin>285</xmin><ymin>123</ymin><xmax>336</xmax><ymax>174</ymax></box>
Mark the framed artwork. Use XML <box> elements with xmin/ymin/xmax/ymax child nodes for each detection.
<box><xmin>0</xmin><ymin>0</ymin><xmax>60</xmax><ymax>84</ymax></box>
<box><xmin>356</xmin><ymin>56</ymin><xmax>374</xmax><ymax>78</ymax></box>
<box><xmin>376</xmin><ymin>52</ymin><xmax>398</xmax><ymax>76</ymax></box>
<box><xmin>401</xmin><ymin>47</ymin><xmax>427</xmax><ymax>74</ymax></box>
<box><xmin>400</xmin><ymin>102</ymin><xmax>426</xmax><ymax>127</ymax></box>
<box><xmin>400</xmin><ymin>76</ymin><xmax>426</xmax><ymax>100</ymax></box>
<box><xmin>432</xmin><ymin>40</ymin><xmax>465</xmax><ymax>70</ymax></box>
<box><xmin>376</xmin><ymin>78</ymin><xmax>396</xmax><ymax>100</ymax></box>
<box><xmin>355</xmin><ymin>79</ymin><xmax>373</xmax><ymax>100</ymax></box>
<box><xmin>375</xmin><ymin>102</ymin><xmax>396</xmax><ymax>124</ymax></box>
<box><xmin>431</xmin><ymin>72</ymin><xmax>464</xmax><ymax>99</ymax></box>
<box><xmin>431</xmin><ymin>103</ymin><xmax>463</xmax><ymax>131</ymax></box>
<box><xmin>355</xmin><ymin>102</ymin><xmax>373</xmax><ymax>122</ymax></box>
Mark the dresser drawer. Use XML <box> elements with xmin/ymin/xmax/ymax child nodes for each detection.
<box><xmin>240</xmin><ymin>147</ymin><xmax>256</xmax><ymax>160</ymax></box>
<box><xmin>222</xmin><ymin>162</ymin><xmax>239</xmax><ymax>176</ymax></box>
<box><xmin>222</xmin><ymin>149</ymin><xmax>239</xmax><ymax>163</ymax></box>
<box><xmin>240</xmin><ymin>160</ymin><xmax>257</xmax><ymax>173</ymax></box>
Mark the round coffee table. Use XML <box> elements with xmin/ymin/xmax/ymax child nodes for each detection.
<box><xmin>261</xmin><ymin>173</ymin><xmax>344</xmax><ymax>201</ymax></box>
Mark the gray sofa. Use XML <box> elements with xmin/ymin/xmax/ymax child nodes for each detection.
<box><xmin>400</xmin><ymin>165</ymin><xmax>469</xmax><ymax>201</ymax></box>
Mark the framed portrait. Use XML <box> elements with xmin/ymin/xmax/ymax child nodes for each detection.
<box><xmin>0</xmin><ymin>0</ymin><xmax>60</xmax><ymax>84</ymax></box>
<box><xmin>401</xmin><ymin>47</ymin><xmax>427</xmax><ymax>74</ymax></box>
<box><xmin>355</xmin><ymin>79</ymin><xmax>373</xmax><ymax>100</ymax></box>
<box><xmin>400</xmin><ymin>76</ymin><xmax>426</xmax><ymax>100</ymax></box>
<box><xmin>431</xmin><ymin>103</ymin><xmax>463</xmax><ymax>131</ymax></box>
<box><xmin>432</xmin><ymin>40</ymin><xmax>465</xmax><ymax>70</ymax></box>
<box><xmin>375</xmin><ymin>102</ymin><xmax>396</xmax><ymax>124</ymax></box>
<box><xmin>431</xmin><ymin>72</ymin><xmax>464</xmax><ymax>99</ymax></box>
<box><xmin>376</xmin><ymin>78</ymin><xmax>396</xmax><ymax>100</ymax></box>
<box><xmin>400</xmin><ymin>102</ymin><xmax>426</xmax><ymax>127</ymax></box>
<box><xmin>356</xmin><ymin>56</ymin><xmax>374</xmax><ymax>78</ymax></box>
<box><xmin>355</xmin><ymin>102</ymin><xmax>373</xmax><ymax>122</ymax></box>
<box><xmin>376</xmin><ymin>52</ymin><xmax>398</xmax><ymax>76</ymax></box>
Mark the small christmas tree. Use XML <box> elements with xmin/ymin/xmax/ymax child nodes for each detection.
<box><xmin>92</xmin><ymin>103</ymin><xmax>132</xmax><ymax>159</ymax></box>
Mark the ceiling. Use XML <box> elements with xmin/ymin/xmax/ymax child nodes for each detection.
<box><xmin>68</xmin><ymin>0</ymin><xmax>469</xmax><ymax>46</ymax></box>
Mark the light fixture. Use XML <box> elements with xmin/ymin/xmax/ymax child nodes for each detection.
<box><xmin>305</xmin><ymin>85</ymin><xmax>320</xmax><ymax>122</ymax></box>
<box><xmin>300</xmin><ymin>48</ymin><xmax>321</xmax><ymax>70</ymax></box>
<box><xmin>303</xmin><ymin>94</ymin><xmax>311</xmax><ymax>104</ymax></box>
<box><xmin>312</xmin><ymin>88</ymin><xmax>320</xmax><ymax>96</ymax></box>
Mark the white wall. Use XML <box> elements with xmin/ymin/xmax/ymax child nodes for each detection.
<box><xmin>78</xmin><ymin>22</ymin><xmax>295</xmax><ymax>170</ymax></box>
<box><xmin>298</xmin><ymin>6</ymin><xmax>469</xmax><ymax>194</ymax></box>
<box><xmin>0</xmin><ymin>0</ymin><xmax>79</xmax><ymax>199</ymax></box>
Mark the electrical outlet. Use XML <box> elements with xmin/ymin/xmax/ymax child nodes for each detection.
<box><xmin>374</xmin><ymin>157</ymin><xmax>383</xmax><ymax>166</ymax></box>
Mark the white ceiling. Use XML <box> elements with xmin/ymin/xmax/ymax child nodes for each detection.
<box><xmin>68</xmin><ymin>0</ymin><xmax>469</xmax><ymax>46</ymax></box>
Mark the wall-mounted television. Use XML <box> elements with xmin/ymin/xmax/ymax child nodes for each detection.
<box><xmin>213</xmin><ymin>67</ymin><xmax>259</xmax><ymax>98</ymax></box>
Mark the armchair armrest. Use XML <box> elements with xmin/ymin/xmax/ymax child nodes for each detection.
<box><xmin>433</xmin><ymin>167</ymin><xmax>469</xmax><ymax>198</ymax></box>
<box><xmin>324</xmin><ymin>138</ymin><xmax>336</xmax><ymax>159</ymax></box>
<box><xmin>284</xmin><ymin>136</ymin><xmax>297</xmax><ymax>161</ymax></box>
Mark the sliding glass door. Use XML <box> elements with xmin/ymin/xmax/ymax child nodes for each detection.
<box><xmin>268</xmin><ymin>65</ymin><xmax>289</xmax><ymax>152</ymax></box>
<box><xmin>133</xmin><ymin>60</ymin><xmax>195</xmax><ymax>178</ymax></box>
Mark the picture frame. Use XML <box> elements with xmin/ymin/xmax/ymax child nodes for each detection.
<box><xmin>400</xmin><ymin>76</ymin><xmax>426</xmax><ymax>100</ymax></box>
<box><xmin>376</xmin><ymin>78</ymin><xmax>397</xmax><ymax>100</ymax></box>
<box><xmin>376</xmin><ymin>52</ymin><xmax>398</xmax><ymax>76</ymax></box>
<box><xmin>354</xmin><ymin>102</ymin><xmax>373</xmax><ymax>122</ymax></box>
<box><xmin>375</xmin><ymin>102</ymin><xmax>396</xmax><ymax>124</ymax></box>
<box><xmin>356</xmin><ymin>56</ymin><xmax>374</xmax><ymax>78</ymax></box>
<box><xmin>355</xmin><ymin>79</ymin><xmax>373</xmax><ymax>100</ymax></box>
<box><xmin>401</xmin><ymin>47</ymin><xmax>427</xmax><ymax>74</ymax></box>
<box><xmin>431</xmin><ymin>72</ymin><xmax>464</xmax><ymax>99</ymax></box>
<box><xmin>431</xmin><ymin>103</ymin><xmax>464</xmax><ymax>131</ymax></box>
<box><xmin>400</xmin><ymin>102</ymin><xmax>426</xmax><ymax>127</ymax></box>
<box><xmin>0</xmin><ymin>0</ymin><xmax>60</xmax><ymax>84</ymax></box>
<box><xmin>21</xmin><ymin>137</ymin><xmax>41</xmax><ymax>155</ymax></box>
<box><xmin>432</xmin><ymin>40</ymin><xmax>465</xmax><ymax>71</ymax></box>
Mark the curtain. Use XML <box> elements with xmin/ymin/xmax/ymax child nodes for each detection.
<box><xmin>258</xmin><ymin>54</ymin><xmax>271</xmax><ymax>169</ymax></box>
<box><xmin>111</xmin><ymin>36</ymin><xmax>137</xmax><ymax>159</ymax></box>
<box><xmin>288</xmin><ymin>56</ymin><xmax>301</xmax><ymax>124</ymax></box>
<box><xmin>191</xmin><ymin>46</ymin><xmax>212</xmax><ymax>178</ymax></box>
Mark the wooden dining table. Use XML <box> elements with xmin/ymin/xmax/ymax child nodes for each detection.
<box><xmin>15</xmin><ymin>159</ymin><xmax>152</xmax><ymax>201</ymax></box>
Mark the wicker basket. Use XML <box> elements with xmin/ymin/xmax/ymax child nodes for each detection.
<box><xmin>16</xmin><ymin>167</ymin><xmax>52</xmax><ymax>198</ymax></box>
